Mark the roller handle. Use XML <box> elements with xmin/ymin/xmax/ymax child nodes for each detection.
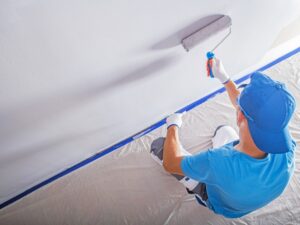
<box><xmin>206</xmin><ymin>51</ymin><xmax>215</xmax><ymax>59</ymax></box>
<box><xmin>206</xmin><ymin>51</ymin><xmax>215</xmax><ymax>78</ymax></box>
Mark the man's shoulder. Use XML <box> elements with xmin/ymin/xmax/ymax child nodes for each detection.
<box><xmin>208</xmin><ymin>140</ymin><xmax>239</xmax><ymax>158</ymax></box>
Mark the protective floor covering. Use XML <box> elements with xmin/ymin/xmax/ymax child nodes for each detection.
<box><xmin>0</xmin><ymin>54</ymin><xmax>299</xmax><ymax>225</ymax></box>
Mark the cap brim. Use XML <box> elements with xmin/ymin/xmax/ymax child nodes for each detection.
<box><xmin>248</xmin><ymin>120</ymin><xmax>294</xmax><ymax>154</ymax></box>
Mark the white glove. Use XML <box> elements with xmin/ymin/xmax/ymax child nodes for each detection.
<box><xmin>207</xmin><ymin>58</ymin><xmax>230</xmax><ymax>84</ymax></box>
<box><xmin>166</xmin><ymin>113</ymin><xmax>183</xmax><ymax>129</ymax></box>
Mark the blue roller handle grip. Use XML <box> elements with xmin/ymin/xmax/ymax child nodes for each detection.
<box><xmin>206</xmin><ymin>51</ymin><xmax>215</xmax><ymax>59</ymax></box>
<box><xmin>206</xmin><ymin>51</ymin><xmax>215</xmax><ymax>77</ymax></box>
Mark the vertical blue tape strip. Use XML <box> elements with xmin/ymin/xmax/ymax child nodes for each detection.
<box><xmin>1</xmin><ymin>46</ymin><xmax>299</xmax><ymax>210</ymax></box>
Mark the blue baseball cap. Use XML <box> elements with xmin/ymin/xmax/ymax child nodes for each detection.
<box><xmin>237</xmin><ymin>72</ymin><xmax>296</xmax><ymax>154</ymax></box>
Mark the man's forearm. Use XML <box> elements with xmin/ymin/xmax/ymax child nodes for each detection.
<box><xmin>163</xmin><ymin>126</ymin><xmax>184</xmax><ymax>175</ymax></box>
<box><xmin>224</xmin><ymin>80</ymin><xmax>240</xmax><ymax>109</ymax></box>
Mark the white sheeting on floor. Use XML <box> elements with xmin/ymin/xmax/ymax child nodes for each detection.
<box><xmin>0</xmin><ymin>52</ymin><xmax>299</xmax><ymax>225</ymax></box>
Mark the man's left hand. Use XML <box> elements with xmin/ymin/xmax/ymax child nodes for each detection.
<box><xmin>166</xmin><ymin>113</ymin><xmax>183</xmax><ymax>129</ymax></box>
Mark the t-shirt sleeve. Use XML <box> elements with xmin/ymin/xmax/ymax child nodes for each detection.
<box><xmin>180</xmin><ymin>150</ymin><xmax>214</xmax><ymax>183</ymax></box>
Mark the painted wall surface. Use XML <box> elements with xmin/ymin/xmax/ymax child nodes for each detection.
<box><xmin>0</xmin><ymin>0</ymin><xmax>299</xmax><ymax>205</ymax></box>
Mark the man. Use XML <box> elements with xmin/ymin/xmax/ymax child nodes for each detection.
<box><xmin>150</xmin><ymin>57</ymin><xmax>296</xmax><ymax>218</ymax></box>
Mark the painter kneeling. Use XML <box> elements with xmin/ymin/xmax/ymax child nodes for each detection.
<box><xmin>151</xmin><ymin>56</ymin><xmax>296</xmax><ymax>218</ymax></box>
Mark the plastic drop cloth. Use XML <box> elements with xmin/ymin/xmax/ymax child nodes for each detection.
<box><xmin>0</xmin><ymin>54</ymin><xmax>300</xmax><ymax>225</ymax></box>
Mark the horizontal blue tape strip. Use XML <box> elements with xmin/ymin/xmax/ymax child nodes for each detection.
<box><xmin>1</xmin><ymin>46</ymin><xmax>299</xmax><ymax>210</ymax></box>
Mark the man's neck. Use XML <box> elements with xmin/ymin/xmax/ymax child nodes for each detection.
<box><xmin>235</xmin><ymin>140</ymin><xmax>267</xmax><ymax>159</ymax></box>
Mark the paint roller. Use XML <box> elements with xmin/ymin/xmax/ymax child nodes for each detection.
<box><xmin>181</xmin><ymin>15</ymin><xmax>232</xmax><ymax>77</ymax></box>
<box><xmin>181</xmin><ymin>15</ymin><xmax>232</xmax><ymax>53</ymax></box>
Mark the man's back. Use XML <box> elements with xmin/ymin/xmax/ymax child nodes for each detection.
<box><xmin>181</xmin><ymin>140</ymin><xmax>295</xmax><ymax>218</ymax></box>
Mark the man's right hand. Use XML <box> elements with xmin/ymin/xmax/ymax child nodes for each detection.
<box><xmin>206</xmin><ymin>56</ymin><xmax>240</xmax><ymax>109</ymax></box>
<box><xmin>207</xmin><ymin>58</ymin><xmax>230</xmax><ymax>84</ymax></box>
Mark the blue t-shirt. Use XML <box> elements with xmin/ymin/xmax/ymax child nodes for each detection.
<box><xmin>181</xmin><ymin>140</ymin><xmax>295</xmax><ymax>218</ymax></box>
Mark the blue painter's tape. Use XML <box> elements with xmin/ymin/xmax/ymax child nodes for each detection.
<box><xmin>1</xmin><ymin>46</ymin><xmax>299</xmax><ymax>210</ymax></box>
